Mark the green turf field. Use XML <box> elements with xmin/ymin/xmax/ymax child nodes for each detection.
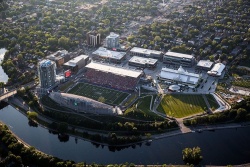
<box><xmin>67</xmin><ymin>82</ymin><xmax>129</xmax><ymax>105</ymax></box>
<box><xmin>157</xmin><ymin>94</ymin><xmax>207</xmax><ymax>118</ymax></box>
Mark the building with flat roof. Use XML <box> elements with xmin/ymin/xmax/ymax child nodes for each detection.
<box><xmin>63</xmin><ymin>55</ymin><xmax>89</xmax><ymax>72</ymax></box>
<box><xmin>46</xmin><ymin>50</ymin><xmax>70</xmax><ymax>67</ymax></box>
<box><xmin>196</xmin><ymin>60</ymin><xmax>214</xmax><ymax>71</ymax></box>
<box><xmin>37</xmin><ymin>59</ymin><xmax>56</xmax><ymax>89</ymax></box>
<box><xmin>163</xmin><ymin>51</ymin><xmax>196</xmax><ymax>67</ymax></box>
<box><xmin>105</xmin><ymin>32</ymin><xmax>120</xmax><ymax>49</ymax></box>
<box><xmin>129</xmin><ymin>47</ymin><xmax>163</xmax><ymax>59</ymax></box>
<box><xmin>159</xmin><ymin>66</ymin><xmax>201</xmax><ymax>86</ymax></box>
<box><xmin>92</xmin><ymin>47</ymin><xmax>126</xmax><ymax>64</ymax></box>
<box><xmin>207</xmin><ymin>63</ymin><xmax>225</xmax><ymax>77</ymax></box>
<box><xmin>86</xmin><ymin>31</ymin><xmax>101</xmax><ymax>47</ymax></box>
<box><xmin>128</xmin><ymin>56</ymin><xmax>158</xmax><ymax>68</ymax></box>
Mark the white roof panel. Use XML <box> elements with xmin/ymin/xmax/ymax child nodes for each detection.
<box><xmin>92</xmin><ymin>47</ymin><xmax>125</xmax><ymax>60</ymax></box>
<box><xmin>130</xmin><ymin>47</ymin><xmax>162</xmax><ymax>55</ymax></box>
<box><xmin>165</xmin><ymin>51</ymin><xmax>194</xmax><ymax>59</ymax></box>
<box><xmin>159</xmin><ymin>67</ymin><xmax>200</xmax><ymax>85</ymax></box>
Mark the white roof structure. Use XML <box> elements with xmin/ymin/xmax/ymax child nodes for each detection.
<box><xmin>85</xmin><ymin>62</ymin><xmax>142</xmax><ymax>78</ymax></box>
<box><xmin>159</xmin><ymin>66</ymin><xmax>200</xmax><ymax>85</ymax></box>
<box><xmin>64</xmin><ymin>55</ymin><xmax>88</xmax><ymax>67</ymax></box>
<box><xmin>165</xmin><ymin>51</ymin><xmax>194</xmax><ymax>59</ymax></box>
<box><xmin>129</xmin><ymin>56</ymin><xmax>158</xmax><ymax>65</ymax></box>
<box><xmin>106</xmin><ymin>32</ymin><xmax>119</xmax><ymax>39</ymax></box>
<box><xmin>92</xmin><ymin>47</ymin><xmax>126</xmax><ymax>60</ymax></box>
<box><xmin>207</xmin><ymin>63</ymin><xmax>225</xmax><ymax>76</ymax></box>
<box><xmin>197</xmin><ymin>60</ymin><xmax>214</xmax><ymax>69</ymax></box>
<box><xmin>169</xmin><ymin>85</ymin><xmax>180</xmax><ymax>91</ymax></box>
<box><xmin>130</xmin><ymin>47</ymin><xmax>162</xmax><ymax>56</ymax></box>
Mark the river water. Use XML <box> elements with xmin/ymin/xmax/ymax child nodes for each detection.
<box><xmin>0</xmin><ymin>48</ymin><xmax>9</xmax><ymax>83</ymax></box>
<box><xmin>0</xmin><ymin>105</ymin><xmax>250</xmax><ymax>165</ymax></box>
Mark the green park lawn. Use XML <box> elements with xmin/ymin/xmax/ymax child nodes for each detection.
<box><xmin>157</xmin><ymin>94</ymin><xmax>207</xmax><ymax>118</ymax></box>
<box><xmin>67</xmin><ymin>82</ymin><xmax>129</xmax><ymax>105</ymax></box>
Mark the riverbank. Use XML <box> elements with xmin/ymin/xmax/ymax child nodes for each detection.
<box><xmin>8</xmin><ymin>97</ymin><xmax>250</xmax><ymax>147</ymax></box>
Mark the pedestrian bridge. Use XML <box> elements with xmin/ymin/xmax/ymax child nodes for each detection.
<box><xmin>0</xmin><ymin>90</ymin><xmax>17</xmax><ymax>101</ymax></box>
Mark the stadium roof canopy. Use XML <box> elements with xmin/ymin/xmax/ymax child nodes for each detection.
<box><xmin>165</xmin><ymin>51</ymin><xmax>194</xmax><ymax>59</ymax></box>
<box><xmin>207</xmin><ymin>63</ymin><xmax>225</xmax><ymax>76</ymax></box>
<box><xmin>92</xmin><ymin>47</ymin><xmax>126</xmax><ymax>60</ymax></box>
<box><xmin>159</xmin><ymin>66</ymin><xmax>200</xmax><ymax>85</ymax></box>
<box><xmin>86</xmin><ymin>62</ymin><xmax>142</xmax><ymax>78</ymax></box>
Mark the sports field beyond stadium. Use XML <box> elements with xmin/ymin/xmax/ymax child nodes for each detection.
<box><xmin>157</xmin><ymin>94</ymin><xmax>207</xmax><ymax>118</ymax></box>
<box><xmin>68</xmin><ymin>82</ymin><xmax>129</xmax><ymax>105</ymax></box>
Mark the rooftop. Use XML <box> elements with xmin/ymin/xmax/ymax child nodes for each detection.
<box><xmin>106</xmin><ymin>32</ymin><xmax>119</xmax><ymax>38</ymax></box>
<box><xmin>39</xmin><ymin>59</ymin><xmax>55</xmax><ymax>67</ymax></box>
<box><xmin>129</xmin><ymin>56</ymin><xmax>158</xmax><ymax>65</ymax></box>
<box><xmin>92</xmin><ymin>47</ymin><xmax>126</xmax><ymax>60</ymax></box>
<box><xmin>160</xmin><ymin>66</ymin><xmax>200</xmax><ymax>85</ymax></box>
<box><xmin>130</xmin><ymin>47</ymin><xmax>162</xmax><ymax>55</ymax></box>
<box><xmin>197</xmin><ymin>60</ymin><xmax>214</xmax><ymax>68</ymax></box>
<box><xmin>165</xmin><ymin>51</ymin><xmax>194</xmax><ymax>59</ymax></box>
<box><xmin>64</xmin><ymin>55</ymin><xmax>88</xmax><ymax>67</ymax></box>
<box><xmin>86</xmin><ymin>62</ymin><xmax>142</xmax><ymax>78</ymax></box>
<box><xmin>207</xmin><ymin>63</ymin><xmax>225</xmax><ymax>76</ymax></box>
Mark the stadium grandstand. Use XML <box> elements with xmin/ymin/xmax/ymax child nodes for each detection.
<box><xmin>163</xmin><ymin>51</ymin><xmax>196</xmax><ymax>67</ymax></box>
<box><xmin>85</xmin><ymin>62</ymin><xmax>142</xmax><ymax>91</ymax></box>
<box><xmin>49</xmin><ymin>92</ymin><xmax>117</xmax><ymax>115</ymax></box>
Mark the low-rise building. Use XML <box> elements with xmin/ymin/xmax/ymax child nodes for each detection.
<box><xmin>163</xmin><ymin>51</ymin><xmax>196</xmax><ymax>67</ymax></box>
<box><xmin>207</xmin><ymin>63</ymin><xmax>225</xmax><ymax>77</ymax></box>
<box><xmin>63</xmin><ymin>55</ymin><xmax>89</xmax><ymax>72</ymax></box>
<box><xmin>92</xmin><ymin>47</ymin><xmax>126</xmax><ymax>64</ymax></box>
<box><xmin>46</xmin><ymin>50</ymin><xmax>70</xmax><ymax>67</ymax></box>
<box><xmin>196</xmin><ymin>60</ymin><xmax>214</xmax><ymax>71</ymax></box>
<box><xmin>129</xmin><ymin>47</ymin><xmax>163</xmax><ymax>60</ymax></box>
<box><xmin>128</xmin><ymin>56</ymin><xmax>158</xmax><ymax>68</ymax></box>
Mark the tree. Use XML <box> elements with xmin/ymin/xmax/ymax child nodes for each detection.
<box><xmin>98</xmin><ymin>96</ymin><xmax>106</xmax><ymax>103</ymax></box>
<box><xmin>182</xmin><ymin>147</ymin><xmax>202</xmax><ymax>165</ymax></box>
<box><xmin>58</xmin><ymin>36</ymin><xmax>70</xmax><ymax>49</ymax></box>
<box><xmin>27</xmin><ymin>111</ymin><xmax>38</xmax><ymax>120</ymax></box>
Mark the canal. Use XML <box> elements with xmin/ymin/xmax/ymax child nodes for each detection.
<box><xmin>0</xmin><ymin>105</ymin><xmax>250</xmax><ymax>165</ymax></box>
<box><xmin>0</xmin><ymin>48</ymin><xmax>9</xmax><ymax>83</ymax></box>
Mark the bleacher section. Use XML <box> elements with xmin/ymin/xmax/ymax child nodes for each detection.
<box><xmin>85</xmin><ymin>62</ymin><xmax>142</xmax><ymax>91</ymax></box>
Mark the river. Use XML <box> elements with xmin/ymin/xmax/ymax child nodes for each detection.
<box><xmin>0</xmin><ymin>105</ymin><xmax>250</xmax><ymax>165</ymax></box>
<box><xmin>0</xmin><ymin>48</ymin><xmax>9</xmax><ymax>83</ymax></box>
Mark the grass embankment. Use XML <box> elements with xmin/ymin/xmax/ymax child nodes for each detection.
<box><xmin>124</xmin><ymin>95</ymin><xmax>164</xmax><ymax>121</ymax></box>
<box><xmin>205</xmin><ymin>94</ymin><xmax>220</xmax><ymax>110</ymax></box>
<box><xmin>157</xmin><ymin>94</ymin><xmax>207</xmax><ymax>118</ymax></box>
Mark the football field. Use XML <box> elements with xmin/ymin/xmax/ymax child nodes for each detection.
<box><xmin>68</xmin><ymin>82</ymin><xmax>129</xmax><ymax>105</ymax></box>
